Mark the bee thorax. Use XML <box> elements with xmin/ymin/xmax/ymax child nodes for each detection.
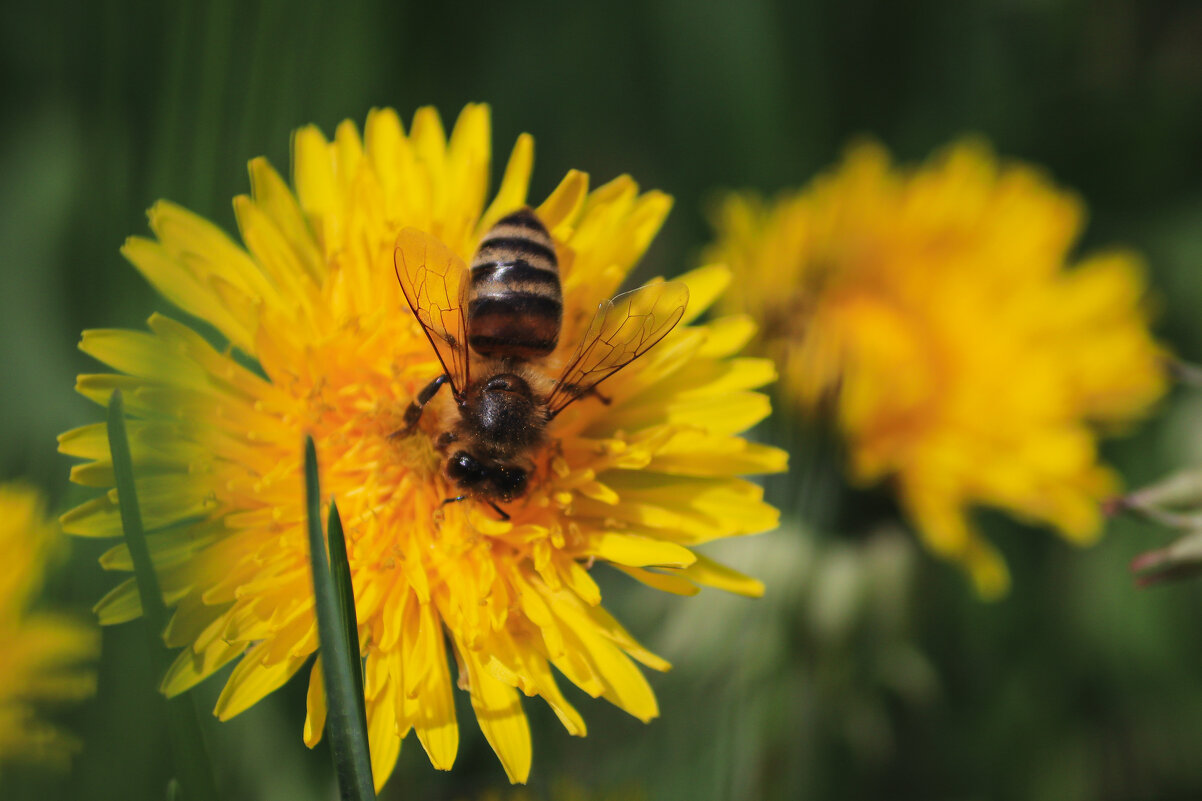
<box><xmin>457</xmin><ymin>372</ymin><xmax>546</xmax><ymax>457</ymax></box>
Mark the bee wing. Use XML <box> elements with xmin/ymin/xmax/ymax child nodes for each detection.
<box><xmin>394</xmin><ymin>227</ymin><xmax>472</xmax><ymax>395</ymax></box>
<box><xmin>547</xmin><ymin>281</ymin><xmax>689</xmax><ymax>417</ymax></box>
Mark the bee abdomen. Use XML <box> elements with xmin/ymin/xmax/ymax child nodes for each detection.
<box><xmin>467</xmin><ymin>208</ymin><xmax>563</xmax><ymax>360</ymax></box>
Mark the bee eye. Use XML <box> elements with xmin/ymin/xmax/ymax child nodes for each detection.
<box><xmin>491</xmin><ymin>465</ymin><xmax>528</xmax><ymax>500</ymax></box>
<box><xmin>447</xmin><ymin>452</ymin><xmax>485</xmax><ymax>485</ymax></box>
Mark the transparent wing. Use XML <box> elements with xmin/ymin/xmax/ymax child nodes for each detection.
<box><xmin>547</xmin><ymin>281</ymin><xmax>689</xmax><ymax>417</ymax></box>
<box><xmin>394</xmin><ymin>227</ymin><xmax>471</xmax><ymax>395</ymax></box>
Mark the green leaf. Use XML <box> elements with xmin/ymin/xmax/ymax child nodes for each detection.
<box><xmin>329</xmin><ymin>500</ymin><xmax>367</xmax><ymax>725</ymax></box>
<box><xmin>305</xmin><ymin>436</ymin><xmax>376</xmax><ymax>800</ymax></box>
<box><xmin>107</xmin><ymin>390</ymin><xmax>167</xmax><ymax>634</ymax></box>
<box><xmin>108</xmin><ymin>390</ymin><xmax>220</xmax><ymax>801</ymax></box>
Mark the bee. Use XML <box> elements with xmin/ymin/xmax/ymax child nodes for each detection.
<box><xmin>393</xmin><ymin>207</ymin><xmax>688</xmax><ymax>520</ymax></box>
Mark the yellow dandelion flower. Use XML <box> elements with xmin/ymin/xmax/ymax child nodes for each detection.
<box><xmin>706</xmin><ymin>139</ymin><xmax>1166</xmax><ymax>598</ymax></box>
<box><xmin>60</xmin><ymin>104</ymin><xmax>785</xmax><ymax>787</ymax></box>
<box><xmin>0</xmin><ymin>484</ymin><xmax>98</xmax><ymax>770</ymax></box>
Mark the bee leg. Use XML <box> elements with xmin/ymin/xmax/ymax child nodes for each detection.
<box><xmin>435</xmin><ymin>431</ymin><xmax>458</xmax><ymax>451</ymax></box>
<box><xmin>390</xmin><ymin>374</ymin><xmax>451</xmax><ymax>439</ymax></box>
<box><xmin>439</xmin><ymin>495</ymin><xmax>509</xmax><ymax>522</ymax></box>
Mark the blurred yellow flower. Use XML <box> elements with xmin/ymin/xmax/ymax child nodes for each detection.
<box><xmin>0</xmin><ymin>484</ymin><xmax>98</xmax><ymax>770</ymax></box>
<box><xmin>60</xmin><ymin>105</ymin><xmax>784</xmax><ymax>787</ymax></box>
<box><xmin>707</xmin><ymin>140</ymin><xmax>1166</xmax><ymax>597</ymax></box>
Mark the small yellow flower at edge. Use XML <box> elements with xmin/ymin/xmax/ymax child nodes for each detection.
<box><xmin>706</xmin><ymin>139</ymin><xmax>1167</xmax><ymax>598</ymax></box>
<box><xmin>59</xmin><ymin>105</ymin><xmax>786</xmax><ymax>788</ymax></box>
<box><xmin>0</xmin><ymin>484</ymin><xmax>98</xmax><ymax>772</ymax></box>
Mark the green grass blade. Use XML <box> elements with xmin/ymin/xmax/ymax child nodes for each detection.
<box><xmin>108</xmin><ymin>390</ymin><xmax>220</xmax><ymax>801</ymax></box>
<box><xmin>328</xmin><ymin>500</ymin><xmax>367</xmax><ymax>726</ymax></box>
<box><xmin>108</xmin><ymin>390</ymin><xmax>167</xmax><ymax>633</ymax></box>
<box><xmin>305</xmin><ymin>436</ymin><xmax>376</xmax><ymax>800</ymax></box>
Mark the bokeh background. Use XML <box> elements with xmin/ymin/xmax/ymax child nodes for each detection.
<box><xmin>4</xmin><ymin>1</ymin><xmax>1202</xmax><ymax>799</ymax></box>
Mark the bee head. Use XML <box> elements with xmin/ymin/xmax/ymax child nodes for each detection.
<box><xmin>446</xmin><ymin>450</ymin><xmax>487</xmax><ymax>489</ymax></box>
<box><xmin>487</xmin><ymin>464</ymin><xmax>528</xmax><ymax>502</ymax></box>
<box><xmin>445</xmin><ymin>451</ymin><xmax>529</xmax><ymax>503</ymax></box>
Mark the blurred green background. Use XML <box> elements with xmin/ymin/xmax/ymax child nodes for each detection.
<box><xmin>4</xmin><ymin>0</ymin><xmax>1202</xmax><ymax>799</ymax></box>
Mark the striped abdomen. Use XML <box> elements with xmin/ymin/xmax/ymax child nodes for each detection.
<box><xmin>467</xmin><ymin>208</ymin><xmax>563</xmax><ymax>361</ymax></box>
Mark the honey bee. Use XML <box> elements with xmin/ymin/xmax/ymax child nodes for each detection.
<box><xmin>394</xmin><ymin>208</ymin><xmax>689</xmax><ymax>519</ymax></box>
